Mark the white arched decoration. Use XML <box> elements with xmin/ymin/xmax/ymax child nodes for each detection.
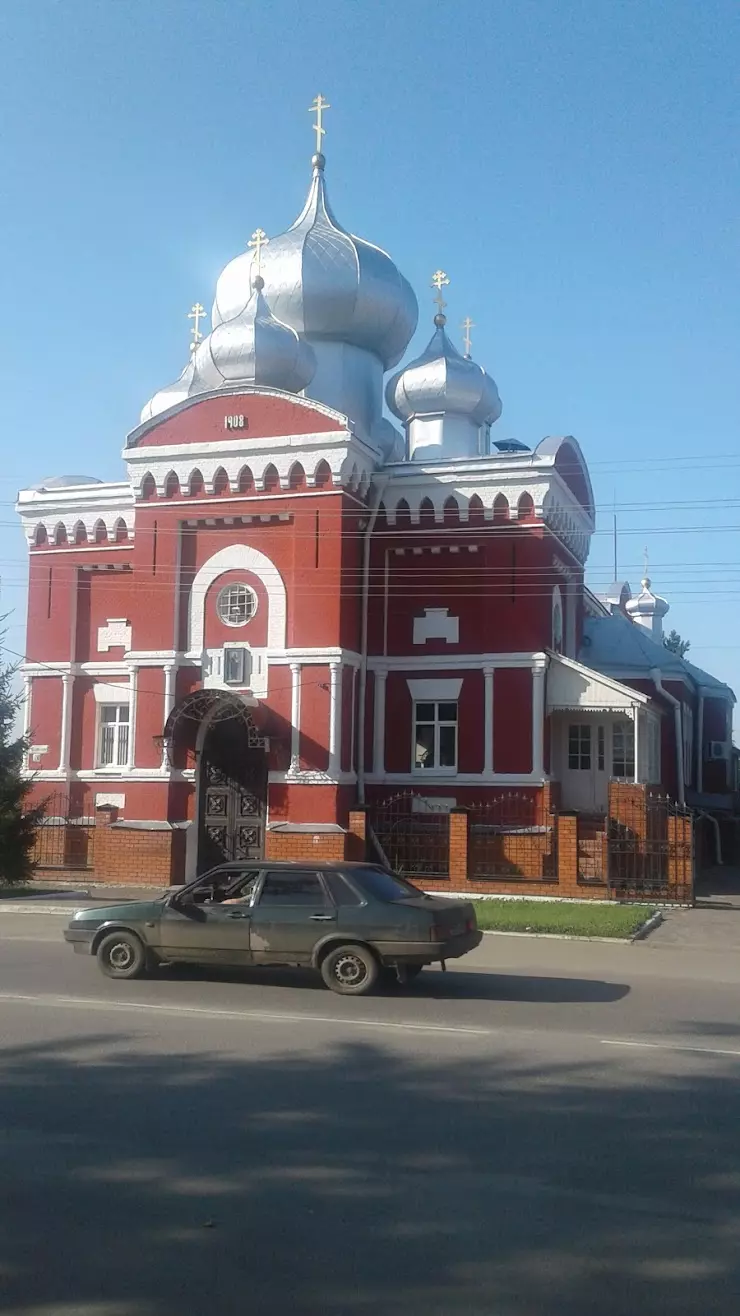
<box><xmin>187</xmin><ymin>543</ymin><xmax>287</xmax><ymax>653</ymax></box>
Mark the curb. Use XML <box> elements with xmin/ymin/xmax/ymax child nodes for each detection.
<box><xmin>630</xmin><ymin>909</ymin><xmax>664</xmax><ymax>941</ymax></box>
<box><xmin>480</xmin><ymin>929</ymin><xmax>634</xmax><ymax>944</ymax></box>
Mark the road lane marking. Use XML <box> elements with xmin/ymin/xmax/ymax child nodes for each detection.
<box><xmin>601</xmin><ymin>1038</ymin><xmax>740</xmax><ymax>1059</ymax></box>
<box><xmin>0</xmin><ymin>991</ymin><xmax>493</xmax><ymax>1037</ymax></box>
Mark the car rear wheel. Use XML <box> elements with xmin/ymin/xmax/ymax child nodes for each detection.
<box><xmin>320</xmin><ymin>944</ymin><xmax>379</xmax><ymax>996</ymax></box>
<box><xmin>97</xmin><ymin>931</ymin><xmax>147</xmax><ymax>980</ymax></box>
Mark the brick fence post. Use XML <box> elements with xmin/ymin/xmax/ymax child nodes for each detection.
<box><xmin>666</xmin><ymin>814</ymin><xmax>694</xmax><ymax>903</ymax></box>
<box><xmin>556</xmin><ymin>813</ymin><xmax>578</xmax><ymax>896</ymax></box>
<box><xmin>347</xmin><ymin>809</ymin><xmax>368</xmax><ymax>861</ymax></box>
<box><xmin>93</xmin><ymin>805</ymin><xmax>118</xmax><ymax>882</ymax></box>
<box><xmin>448</xmin><ymin>809</ymin><xmax>469</xmax><ymax>886</ymax></box>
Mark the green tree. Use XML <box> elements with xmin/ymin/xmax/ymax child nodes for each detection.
<box><xmin>0</xmin><ymin>651</ymin><xmax>44</xmax><ymax>885</ymax></box>
<box><xmin>663</xmin><ymin>629</ymin><xmax>691</xmax><ymax>658</ymax></box>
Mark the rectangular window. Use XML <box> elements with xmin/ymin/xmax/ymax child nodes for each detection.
<box><xmin>98</xmin><ymin>704</ymin><xmax>130</xmax><ymax>767</ymax></box>
<box><xmin>568</xmin><ymin>724</ymin><xmax>591</xmax><ymax>770</ymax></box>
<box><xmin>612</xmin><ymin>720</ymin><xmax>635</xmax><ymax>779</ymax></box>
<box><xmin>258</xmin><ymin>871</ymin><xmax>326</xmax><ymax>906</ymax></box>
<box><xmin>413</xmin><ymin>701</ymin><xmax>458</xmax><ymax>772</ymax></box>
<box><xmin>683</xmin><ymin>704</ymin><xmax>694</xmax><ymax>787</ymax></box>
<box><xmin>597</xmin><ymin>725</ymin><xmax>605</xmax><ymax>772</ymax></box>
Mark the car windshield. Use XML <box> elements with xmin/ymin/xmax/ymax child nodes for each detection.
<box><xmin>350</xmin><ymin>867</ymin><xmax>422</xmax><ymax>903</ymax></box>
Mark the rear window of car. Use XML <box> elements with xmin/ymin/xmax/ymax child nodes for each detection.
<box><xmin>324</xmin><ymin>871</ymin><xmax>363</xmax><ymax>906</ymax></box>
<box><xmin>349</xmin><ymin>867</ymin><xmax>422</xmax><ymax>903</ymax></box>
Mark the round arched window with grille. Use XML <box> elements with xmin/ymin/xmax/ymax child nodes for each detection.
<box><xmin>216</xmin><ymin>583</ymin><xmax>258</xmax><ymax>627</ymax></box>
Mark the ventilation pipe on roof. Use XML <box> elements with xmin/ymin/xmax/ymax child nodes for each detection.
<box><xmin>650</xmin><ymin>668</ymin><xmax>684</xmax><ymax>806</ymax></box>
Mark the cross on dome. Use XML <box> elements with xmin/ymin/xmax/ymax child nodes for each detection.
<box><xmin>247</xmin><ymin>228</ymin><xmax>269</xmax><ymax>278</ymax></box>
<box><xmin>188</xmin><ymin>303</ymin><xmax>207</xmax><ymax>353</ymax></box>
<box><xmin>309</xmin><ymin>94</ymin><xmax>331</xmax><ymax>154</ymax></box>
<box><xmin>461</xmin><ymin>316</ymin><xmax>475</xmax><ymax>357</ymax></box>
<box><xmin>431</xmin><ymin>269</ymin><xmax>450</xmax><ymax>317</ymax></box>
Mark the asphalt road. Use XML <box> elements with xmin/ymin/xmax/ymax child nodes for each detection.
<box><xmin>2</xmin><ymin>914</ymin><xmax>740</xmax><ymax>1316</ymax></box>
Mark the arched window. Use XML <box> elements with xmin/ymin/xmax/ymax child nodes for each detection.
<box><xmin>141</xmin><ymin>473</ymin><xmax>157</xmax><ymax>501</ymax></box>
<box><xmin>213</xmin><ymin>468</ymin><xmax>230</xmax><ymax>496</ymax></box>
<box><xmin>552</xmin><ymin>585</ymin><xmax>564</xmax><ymax>654</ymax></box>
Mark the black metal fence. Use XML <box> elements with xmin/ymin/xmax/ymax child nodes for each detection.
<box><xmin>33</xmin><ymin>792</ymin><xmax>95</xmax><ymax>871</ymax></box>
<box><xmin>368</xmin><ymin>792</ymin><xmax>449</xmax><ymax>878</ymax></box>
<box><xmin>469</xmin><ymin>792</ymin><xmax>557</xmax><ymax>881</ymax></box>
<box><xmin>607</xmin><ymin>790</ymin><xmax>694</xmax><ymax>903</ymax></box>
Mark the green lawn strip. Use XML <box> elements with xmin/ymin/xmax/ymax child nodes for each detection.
<box><xmin>0</xmin><ymin>885</ymin><xmax>35</xmax><ymax>899</ymax></box>
<box><xmin>471</xmin><ymin>899</ymin><xmax>655</xmax><ymax>938</ymax></box>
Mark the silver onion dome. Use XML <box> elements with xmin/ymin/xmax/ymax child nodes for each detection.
<box><xmin>140</xmin><ymin>356</ymin><xmax>199</xmax><ymax>424</ymax></box>
<box><xmin>386</xmin><ymin>314</ymin><xmax>502</xmax><ymax>426</ymax></box>
<box><xmin>193</xmin><ymin>276</ymin><xmax>316</xmax><ymax>394</ymax></box>
<box><xmin>212</xmin><ymin>154</ymin><xmax>418</xmax><ymax>370</ymax></box>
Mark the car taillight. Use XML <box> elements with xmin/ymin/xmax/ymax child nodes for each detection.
<box><xmin>466</xmin><ymin>917</ymin><xmax>475</xmax><ymax>933</ymax></box>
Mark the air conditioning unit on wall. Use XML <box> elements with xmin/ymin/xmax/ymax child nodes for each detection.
<box><xmin>708</xmin><ymin>741</ymin><xmax>730</xmax><ymax>760</ymax></box>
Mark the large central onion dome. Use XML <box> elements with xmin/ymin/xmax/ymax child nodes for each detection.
<box><xmin>212</xmin><ymin>154</ymin><xmax>418</xmax><ymax>370</ymax></box>
<box><xmin>386</xmin><ymin>314</ymin><xmax>502</xmax><ymax>427</ymax></box>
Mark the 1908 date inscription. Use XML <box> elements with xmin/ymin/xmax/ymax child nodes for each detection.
<box><xmin>224</xmin><ymin>414</ymin><xmax>247</xmax><ymax>431</ymax></box>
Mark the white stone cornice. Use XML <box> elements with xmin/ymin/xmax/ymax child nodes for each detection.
<box><xmin>124</xmin><ymin>428</ymin><xmax>378</xmax><ymax>498</ymax></box>
<box><xmin>16</xmin><ymin>482</ymin><xmax>135</xmax><ymax>547</ymax></box>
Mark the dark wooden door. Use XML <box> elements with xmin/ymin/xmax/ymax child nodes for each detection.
<box><xmin>198</xmin><ymin>720</ymin><xmax>266</xmax><ymax>871</ymax></box>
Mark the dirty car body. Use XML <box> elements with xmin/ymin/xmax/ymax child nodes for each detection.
<box><xmin>63</xmin><ymin>861</ymin><xmax>481</xmax><ymax>995</ymax></box>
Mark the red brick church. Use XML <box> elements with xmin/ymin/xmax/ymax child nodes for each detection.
<box><xmin>17</xmin><ymin>101</ymin><xmax>736</xmax><ymax>889</ymax></box>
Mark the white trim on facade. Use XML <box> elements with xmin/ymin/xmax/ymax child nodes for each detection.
<box><xmin>188</xmin><ymin>543</ymin><xmax>288</xmax><ymax>653</ymax></box>
<box><xmin>407</xmin><ymin>678</ymin><xmax>464</xmax><ymax>701</ymax></box>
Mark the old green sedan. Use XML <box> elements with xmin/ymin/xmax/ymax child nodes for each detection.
<box><xmin>63</xmin><ymin>861</ymin><xmax>482</xmax><ymax>996</ymax></box>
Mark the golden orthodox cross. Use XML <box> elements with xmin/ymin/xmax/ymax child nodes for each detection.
<box><xmin>461</xmin><ymin>316</ymin><xmax>475</xmax><ymax>356</ymax></box>
<box><xmin>309</xmin><ymin>94</ymin><xmax>331</xmax><ymax>152</ymax></box>
<box><xmin>431</xmin><ymin>269</ymin><xmax>450</xmax><ymax>314</ymax></box>
<box><xmin>248</xmin><ymin>228</ymin><xmax>269</xmax><ymax>275</ymax></box>
<box><xmin>188</xmin><ymin>302</ymin><xmax>206</xmax><ymax>353</ymax></box>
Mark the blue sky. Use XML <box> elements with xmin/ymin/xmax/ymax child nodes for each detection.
<box><xmin>1</xmin><ymin>0</ymin><xmax>739</xmax><ymax>716</ymax></box>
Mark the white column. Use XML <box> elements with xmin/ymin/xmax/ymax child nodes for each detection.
<box><xmin>483</xmin><ymin>666</ymin><xmax>494</xmax><ymax>778</ymax></box>
<box><xmin>160</xmin><ymin>663</ymin><xmax>176</xmax><ymax>770</ymax></box>
<box><xmin>289</xmin><ymin>662</ymin><xmax>301</xmax><ymax>772</ymax></box>
<box><xmin>127</xmin><ymin>666</ymin><xmax>138</xmax><ymax>770</ymax></box>
<box><xmin>349</xmin><ymin>665</ymin><xmax>358</xmax><ymax>774</ymax></box>
<box><xmin>373</xmin><ymin>669</ymin><xmax>387</xmax><ymax>776</ymax></box>
<box><xmin>58</xmin><ymin>672</ymin><xmax>72</xmax><ymax>772</ymax></box>
<box><xmin>21</xmin><ymin>674</ymin><xmax>32</xmax><ymax>771</ymax></box>
<box><xmin>531</xmin><ymin>661</ymin><xmax>546</xmax><ymax>777</ymax></box>
<box><xmin>328</xmin><ymin>661</ymin><xmax>342</xmax><ymax>778</ymax></box>
<box><xmin>633</xmin><ymin>706</ymin><xmax>640</xmax><ymax>784</ymax></box>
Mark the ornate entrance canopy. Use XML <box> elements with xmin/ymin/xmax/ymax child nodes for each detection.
<box><xmin>156</xmin><ymin>689</ymin><xmax>265</xmax><ymax>767</ymax></box>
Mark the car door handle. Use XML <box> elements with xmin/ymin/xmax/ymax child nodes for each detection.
<box><xmin>228</xmin><ymin>911</ymin><xmax>251</xmax><ymax>920</ymax></box>
<box><xmin>310</xmin><ymin>914</ymin><xmax>337</xmax><ymax>922</ymax></box>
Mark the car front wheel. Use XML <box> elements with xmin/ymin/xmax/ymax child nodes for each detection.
<box><xmin>320</xmin><ymin>944</ymin><xmax>379</xmax><ymax>996</ymax></box>
<box><xmin>96</xmin><ymin>931</ymin><xmax>147</xmax><ymax>980</ymax></box>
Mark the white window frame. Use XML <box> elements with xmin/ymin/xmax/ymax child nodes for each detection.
<box><xmin>552</xmin><ymin>585</ymin><xmax>564</xmax><ymax>655</ymax></box>
<box><xmin>412</xmin><ymin>700</ymin><xmax>459</xmax><ymax>774</ymax></box>
<box><xmin>96</xmin><ymin>703</ymin><xmax>130</xmax><ymax>769</ymax></box>
<box><xmin>216</xmin><ymin>582</ymin><xmax>258</xmax><ymax>628</ymax></box>
<box><xmin>612</xmin><ymin>719</ymin><xmax>636</xmax><ymax>780</ymax></box>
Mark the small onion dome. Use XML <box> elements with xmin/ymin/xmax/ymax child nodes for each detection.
<box><xmin>385</xmin><ymin>314</ymin><xmax>502</xmax><ymax>427</ymax></box>
<box><xmin>625</xmin><ymin>577</ymin><xmax>670</xmax><ymax>626</ymax></box>
<box><xmin>140</xmin><ymin>356</ymin><xmax>198</xmax><ymax>424</ymax></box>
<box><xmin>212</xmin><ymin>155</ymin><xmax>418</xmax><ymax>370</ymax></box>
<box><xmin>193</xmin><ymin>276</ymin><xmax>316</xmax><ymax>394</ymax></box>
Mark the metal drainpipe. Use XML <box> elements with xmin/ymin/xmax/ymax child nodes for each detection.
<box><xmin>650</xmin><ymin>667</ymin><xmax>684</xmax><ymax>806</ymax></box>
<box><xmin>696</xmin><ymin>691</ymin><xmax>704</xmax><ymax>794</ymax></box>
<box><xmin>357</xmin><ymin>479</ymin><xmax>388</xmax><ymax>805</ymax></box>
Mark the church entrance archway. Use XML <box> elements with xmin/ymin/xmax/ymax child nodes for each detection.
<box><xmin>159</xmin><ymin>690</ymin><xmax>268</xmax><ymax>878</ymax></box>
<box><xmin>197</xmin><ymin>711</ymin><xmax>267</xmax><ymax>872</ymax></box>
